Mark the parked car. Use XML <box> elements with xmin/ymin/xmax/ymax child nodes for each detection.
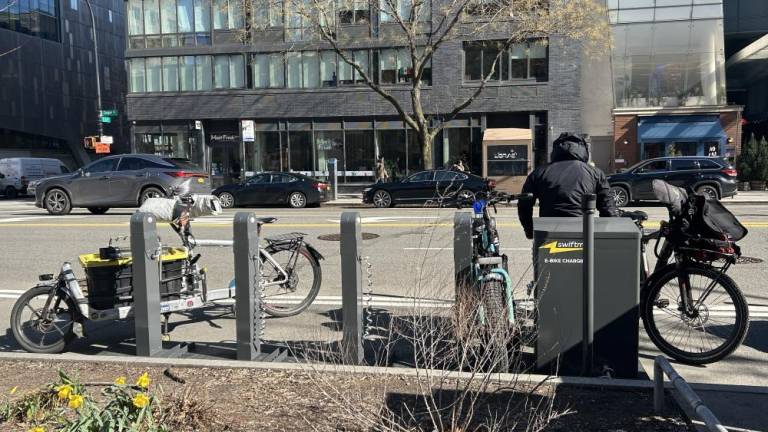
<box><xmin>30</xmin><ymin>154</ymin><xmax>210</xmax><ymax>215</ymax></box>
<box><xmin>0</xmin><ymin>157</ymin><xmax>70</xmax><ymax>198</ymax></box>
<box><xmin>363</xmin><ymin>169</ymin><xmax>493</xmax><ymax>208</ymax></box>
<box><xmin>213</xmin><ymin>172</ymin><xmax>329</xmax><ymax>209</ymax></box>
<box><xmin>607</xmin><ymin>156</ymin><xmax>738</xmax><ymax>207</ymax></box>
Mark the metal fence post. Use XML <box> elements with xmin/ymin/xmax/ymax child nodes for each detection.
<box><xmin>454</xmin><ymin>212</ymin><xmax>473</xmax><ymax>299</ymax></box>
<box><xmin>233</xmin><ymin>212</ymin><xmax>260</xmax><ymax>361</ymax></box>
<box><xmin>130</xmin><ymin>212</ymin><xmax>162</xmax><ymax>357</ymax></box>
<box><xmin>340</xmin><ymin>211</ymin><xmax>363</xmax><ymax>365</ymax></box>
<box><xmin>581</xmin><ymin>194</ymin><xmax>596</xmax><ymax>375</ymax></box>
<box><xmin>654</xmin><ymin>359</ymin><xmax>665</xmax><ymax>414</ymax></box>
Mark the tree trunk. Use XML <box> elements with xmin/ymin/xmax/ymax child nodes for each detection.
<box><xmin>419</xmin><ymin>128</ymin><xmax>434</xmax><ymax>170</ymax></box>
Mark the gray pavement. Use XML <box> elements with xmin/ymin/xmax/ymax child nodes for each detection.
<box><xmin>0</xmin><ymin>197</ymin><xmax>767</xmax><ymax>428</ymax></box>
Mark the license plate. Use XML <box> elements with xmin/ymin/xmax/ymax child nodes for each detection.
<box><xmin>197</xmin><ymin>178</ymin><xmax>205</xmax><ymax>184</ymax></box>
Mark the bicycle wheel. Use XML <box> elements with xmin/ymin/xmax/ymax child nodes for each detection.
<box><xmin>641</xmin><ymin>266</ymin><xmax>749</xmax><ymax>365</ymax></box>
<box><xmin>260</xmin><ymin>245</ymin><xmax>321</xmax><ymax>317</ymax></box>
<box><xmin>10</xmin><ymin>286</ymin><xmax>76</xmax><ymax>354</ymax></box>
<box><xmin>480</xmin><ymin>279</ymin><xmax>510</xmax><ymax>373</ymax></box>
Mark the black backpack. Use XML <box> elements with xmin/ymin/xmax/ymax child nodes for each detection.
<box><xmin>687</xmin><ymin>194</ymin><xmax>748</xmax><ymax>242</ymax></box>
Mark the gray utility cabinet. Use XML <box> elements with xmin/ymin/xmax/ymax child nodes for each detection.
<box><xmin>533</xmin><ymin>217</ymin><xmax>641</xmax><ymax>378</ymax></box>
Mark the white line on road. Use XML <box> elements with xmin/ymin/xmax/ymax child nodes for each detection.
<box><xmin>404</xmin><ymin>247</ymin><xmax>530</xmax><ymax>251</ymax></box>
<box><xmin>0</xmin><ymin>216</ymin><xmax>86</xmax><ymax>223</ymax></box>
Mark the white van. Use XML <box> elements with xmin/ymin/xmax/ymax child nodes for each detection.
<box><xmin>0</xmin><ymin>158</ymin><xmax>70</xmax><ymax>198</ymax></box>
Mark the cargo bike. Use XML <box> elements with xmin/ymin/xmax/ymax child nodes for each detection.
<box><xmin>10</xmin><ymin>190</ymin><xmax>324</xmax><ymax>354</ymax></box>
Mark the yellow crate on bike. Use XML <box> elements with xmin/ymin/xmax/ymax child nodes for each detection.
<box><xmin>78</xmin><ymin>248</ymin><xmax>188</xmax><ymax>310</ymax></box>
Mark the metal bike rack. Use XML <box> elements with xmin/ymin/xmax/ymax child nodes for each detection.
<box><xmin>581</xmin><ymin>194</ymin><xmax>596</xmax><ymax>375</ymax></box>
<box><xmin>233</xmin><ymin>212</ymin><xmax>262</xmax><ymax>361</ymax></box>
<box><xmin>131</xmin><ymin>212</ymin><xmax>163</xmax><ymax>357</ymax></box>
<box><xmin>453</xmin><ymin>212</ymin><xmax>474</xmax><ymax>298</ymax></box>
<box><xmin>340</xmin><ymin>211</ymin><xmax>364</xmax><ymax>365</ymax></box>
<box><xmin>654</xmin><ymin>356</ymin><xmax>727</xmax><ymax>432</ymax></box>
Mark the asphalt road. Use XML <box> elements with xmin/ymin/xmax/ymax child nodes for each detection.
<box><xmin>0</xmin><ymin>198</ymin><xmax>766</xmax><ymax>387</ymax></box>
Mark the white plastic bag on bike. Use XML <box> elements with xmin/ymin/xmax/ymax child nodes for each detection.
<box><xmin>137</xmin><ymin>197</ymin><xmax>177</xmax><ymax>222</ymax></box>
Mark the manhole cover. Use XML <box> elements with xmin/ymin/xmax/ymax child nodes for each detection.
<box><xmin>317</xmin><ymin>233</ymin><xmax>379</xmax><ymax>241</ymax></box>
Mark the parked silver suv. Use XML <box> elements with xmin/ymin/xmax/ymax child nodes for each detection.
<box><xmin>30</xmin><ymin>154</ymin><xmax>210</xmax><ymax>215</ymax></box>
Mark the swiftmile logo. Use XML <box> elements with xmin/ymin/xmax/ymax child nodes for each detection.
<box><xmin>539</xmin><ymin>241</ymin><xmax>583</xmax><ymax>264</ymax></box>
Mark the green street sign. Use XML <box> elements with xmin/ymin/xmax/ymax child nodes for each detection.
<box><xmin>100</xmin><ymin>116</ymin><xmax>112</xmax><ymax>123</ymax></box>
<box><xmin>99</xmin><ymin>110</ymin><xmax>118</xmax><ymax>117</ymax></box>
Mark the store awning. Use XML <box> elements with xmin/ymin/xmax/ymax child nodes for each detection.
<box><xmin>638</xmin><ymin>116</ymin><xmax>726</xmax><ymax>142</ymax></box>
<box><xmin>482</xmin><ymin>128</ymin><xmax>532</xmax><ymax>142</ymax></box>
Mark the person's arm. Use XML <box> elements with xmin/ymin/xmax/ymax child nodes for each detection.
<box><xmin>596</xmin><ymin>170</ymin><xmax>620</xmax><ymax>217</ymax></box>
<box><xmin>517</xmin><ymin>173</ymin><xmax>537</xmax><ymax>239</ymax></box>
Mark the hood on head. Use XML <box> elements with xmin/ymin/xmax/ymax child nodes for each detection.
<box><xmin>550</xmin><ymin>135</ymin><xmax>589</xmax><ymax>163</ymax></box>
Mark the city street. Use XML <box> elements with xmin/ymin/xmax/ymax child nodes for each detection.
<box><xmin>0</xmin><ymin>198</ymin><xmax>767</xmax><ymax>388</ymax></box>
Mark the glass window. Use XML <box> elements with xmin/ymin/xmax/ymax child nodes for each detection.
<box><xmin>345</xmin><ymin>130</ymin><xmax>375</xmax><ymax>174</ymax></box>
<box><xmin>637</xmin><ymin>160</ymin><xmax>668</xmax><ymax>173</ymax></box>
<box><xmin>214</xmin><ymin>55</ymin><xmax>230</xmax><ymax>89</ymax></box>
<box><xmin>396</xmin><ymin>49</ymin><xmax>411</xmax><ymax>82</ymax></box>
<box><xmin>482</xmin><ymin>42</ymin><xmax>501</xmax><ymax>81</ymax></box>
<box><xmin>288</xmin><ymin>131</ymin><xmax>313</xmax><ymax>172</ymax></box>
<box><xmin>377</xmin><ymin>129</ymin><xmax>406</xmax><ymax>179</ymax></box>
<box><xmin>286</xmin><ymin>52</ymin><xmax>302</xmax><ymax>88</ymax></box>
<box><xmin>118</xmin><ymin>157</ymin><xmax>168</xmax><ymax>171</ymax></box>
<box><xmin>252</xmin><ymin>54</ymin><xmax>269</xmax><ymax>88</ymax></box>
<box><xmin>246</xmin><ymin>174</ymin><xmax>270</xmax><ymax>184</ymax></box>
<box><xmin>144</xmin><ymin>0</ymin><xmax>160</xmax><ymax>33</ymax></box>
<box><xmin>315</xmin><ymin>130</ymin><xmax>344</xmax><ymax>172</ymax></box>
<box><xmin>194</xmin><ymin>0</ymin><xmax>210</xmax><ymax>31</ymax></box>
<box><xmin>245</xmin><ymin>131</ymin><xmax>285</xmax><ymax>172</ymax></box>
<box><xmin>407</xmin><ymin>171</ymin><xmax>434</xmax><ymax>182</ymax></box>
<box><xmin>228</xmin><ymin>0</ymin><xmax>243</xmax><ymax>28</ymax></box>
<box><xmin>671</xmin><ymin>159</ymin><xmax>699</xmax><ymax>171</ymax></box>
<box><xmin>354</xmin><ymin>50</ymin><xmax>369</xmax><ymax>83</ymax></box>
<box><xmin>269</xmin><ymin>53</ymin><xmax>284</xmax><ymax>87</ymax></box>
<box><xmin>85</xmin><ymin>158</ymin><xmax>119</xmax><ymax>173</ymax></box>
<box><xmin>161</xmin><ymin>0</ymin><xmax>176</xmax><ymax>33</ymax></box>
<box><xmin>529</xmin><ymin>42</ymin><xmax>547</xmax><ymax>81</ymax></box>
<box><xmin>128</xmin><ymin>0</ymin><xmax>144</xmax><ymax>35</ymax></box>
<box><xmin>302</xmin><ymin>51</ymin><xmax>319</xmax><ymax>88</ymax></box>
<box><xmin>146</xmin><ymin>57</ymin><xmax>162</xmax><ymax>91</ymax></box>
<box><xmin>177</xmin><ymin>0</ymin><xmax>193</xmax><ymax>32</ymax></box>
<box><xmin>213</xmin><ymin>0</ymin><xmax>226</xmax><ymax>29</ymax></box>
<box><xmin>180</xmin><ymin>56</ymin><xmax>195</xmax><ymax>90</ymax></box>
<box><xmin>129</xmin><ymin>58</ymin><xmax>146</xmax><ymax>93</ymax></box>
<box><xmin>320</xmin><ymin>51</ymin><xmax>337</xmax><ymax>87</ymax></box>
<box><xmin>698</xmin><ymin>159</ymin><xmax>720</xmax><ymax>169</ymax></box>
<box><xmin>380</xmin><ymin>0</ymin><xmax>394</xmax><ymax>22</ymax></box>
<box><xmin>464</xmin><ymin>43</ymin><xmax>481</xmax><ymax>80</ymax></box>
<box><xmin>195</xmin><ymin>55</ymin><xmax>213</xmax><ymax>90</ymax></box>
<box><xmin>162</xmin><ymin>56</ymin><xmax>179</xmax><ymax>91</ymax></box>
<box><xmin>380</xmin><ymin>48</ymin><xmax>397</xmax><ymax>84</ymax></box>
<box><xmin>229</xmin><ymin>54</ymin><xmax>244</xmax><ymax>88</ymax></box>
<box><xmin>338</xmin><ymin>52</ymin><xmax>353</xmax><ymax>85</ymax></box>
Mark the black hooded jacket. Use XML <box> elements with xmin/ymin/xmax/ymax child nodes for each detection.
<box><xmin>517</xmin><ymin>137</ymin><xmax>619</xmax><ymax>238</ymax></box>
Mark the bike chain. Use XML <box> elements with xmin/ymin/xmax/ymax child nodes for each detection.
<box><xmin>360</xmin><ymin>255</ymin><xmax>375</xmax><ymax>340</ymax></box>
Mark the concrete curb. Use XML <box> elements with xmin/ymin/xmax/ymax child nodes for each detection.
<box><xmin>0</xmin><ymin>350</ymin><xmax>759</xmax><ymax>395</ymax></box>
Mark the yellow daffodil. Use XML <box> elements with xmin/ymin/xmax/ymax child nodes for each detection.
<box><xmin>136</xmin><ymin>372</ymin><xmax>150</xmax><ymax>389</ymax></box>
<box><xmin>68</xmin><ymin>394</ymin><xmax>84</xmax><ymax>410</ymax></box>
<box><xmin>114</xmin><ymin>376</ymin><xmax>126</xmax><ymax>386</ymax></box>
<box><xmin>55</xmin><ymin>384</ymin><xmax>73</xmax><ymax>400</ymax></box>
<box><xmin>28</xmin><ymin>427</ymin><xmax>45</xmax><ymax>432</ymax></box>
<box><xmin>9</xmin><ymin>386</ymin><xmax>17</xmax><ymax>395</ymax></box>
<box><xmin>132</xmin><ymin>393</ymin><xmax>150</xmax><ymax>409</ymax></box>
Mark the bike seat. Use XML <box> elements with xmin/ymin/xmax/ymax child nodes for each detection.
<box><xmin>621</xmin><ymin>210</ymin><xmax>648</xmax><ymax>222</ymax></box>
<box><xmin>255</xmin><ymin>216</ymin><xmax>277</xmax><ymax>225</ymax></box>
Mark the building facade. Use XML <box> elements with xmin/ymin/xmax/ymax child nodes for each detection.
<box><xmin>124</xmin><ymin>0</ymin><xmax>599</xmax><ymax>186</ymax></box>
<box><xmin>608</xmin><ymin>0</ymin><xmax>742</xmax><ymax>171</ymax></box>
<box><xmin>0</xmin><ymin>0</ymin><xmax>128</xmax><ymax>167</ymax></box>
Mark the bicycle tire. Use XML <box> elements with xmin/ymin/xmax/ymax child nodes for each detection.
<box><xmin>641</xmin><ymin>266</ymin><xmax>749</xmax><ymax>365</ymax></box>
<box><xmin>261</xmin><ymin>245</ymin><xmax>322</xmax><ymax>318</ymax></box>
<box><xmin>10</xmin><ymin>286</ymin><xmax>75</xmax><ymax>354</ymax></box>
<box><xmin>480</xmin><ymin>279</ymin><xmax>510</xmax><ymax>373</ymax></box>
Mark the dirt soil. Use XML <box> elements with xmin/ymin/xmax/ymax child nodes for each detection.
<box><xmin>0</xmin><ymin>360</ymin><xmax>689</xmax><ymax>431</ymax></box>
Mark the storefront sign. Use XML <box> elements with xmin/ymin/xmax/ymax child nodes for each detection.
<box><xmin>487</xmin><ymin>144</ymin><xmax>529</xmax><ymax>176</ymax></box>
<box><xmin>242</xmin><ymin>120</ymin><xmax>255</xmax><ymax>142</ymax></box>
<box><xmin>209</xmin><ymin>133</ymin><xmax>239</xmax><ymax>144</ymax></box>
<box><xmin>194</xmin><ymin>120</ymin><xmax>203</xmax><ymax>130</ymax></box>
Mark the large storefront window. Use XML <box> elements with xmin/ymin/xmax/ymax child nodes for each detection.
<box><xmin>245</xmin><ymin>131</ymin><xmax>285</xmax><ymax>172</ymax></box>
<box><xmin>611</xmin><ymin>8</ymin><xmax>726</xmax><ymax>108</ymax></box>
<box><xmin>288</xmin><ymin>131</ymin><xmax>314</xmax><ymax>172</ymax></box>
<box><xmin>345</xmin><ymin>130</ymin><xmax>375</xmax><ymax>181</ymax></box>
<box><xmin>377</xmin><ymin>130</ymin><xmax>406</xmax><ymax>180</ymax></box>
<box><xmin>315</xmin><ymin>130</ymin><xmax>344</xmax><ymax>173</ymax></box>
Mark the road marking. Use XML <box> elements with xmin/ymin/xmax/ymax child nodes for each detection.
<box><xmin>326</xmin><ymin>216</ymin><xmax>441</xmax><ymax>223</ymax></box>
<box><xmin>0</xmin><ymin>215</ymin><xmax>86</xmax><ymax>223</ymax></box>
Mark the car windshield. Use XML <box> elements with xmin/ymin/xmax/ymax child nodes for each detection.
<box><xmin>163</xmin><ymin>158</ymin><xmax>202</xmax><ymax>171</ymax></box>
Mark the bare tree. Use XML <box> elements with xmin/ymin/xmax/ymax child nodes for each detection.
<box><xmin>240</xmin><ymin>0</ymin><xmax>609</xmax><ymax>169</ymax></box>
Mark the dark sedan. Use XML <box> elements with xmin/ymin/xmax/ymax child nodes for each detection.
<box><xmin>607</xmin><ymin>156</ymin><xmax>738</xmax><ymax>207</ymax></box>
<box><xmin>213</xmin><ymin>172</ymin><xmax>329</xmax><ymax>208</ymax></box>
<box><xmin>363</xmin><ymin>169</ymin><xmax>492</xmax><ymax>208</ymax></box>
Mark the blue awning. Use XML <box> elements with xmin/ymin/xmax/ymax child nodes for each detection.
<box><xmin>638</xmin><ymin>116</ymin><xmax>727</xmax><ymax>142</ymax></box>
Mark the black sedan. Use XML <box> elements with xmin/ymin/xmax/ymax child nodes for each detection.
<box><xmin>363</xmin><ymin>169</ymin><xmax>492</xmax><ymax>208</ymax></box>
<box><xmin>213</xmin><ymin>172</ymin><xmax>329</xmax><ymax>208</ymax></box>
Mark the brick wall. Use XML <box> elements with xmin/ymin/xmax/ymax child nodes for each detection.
<box><xmin>720</xmin><ymin>111</ymin><xmax>743</xmax><ymax>156</ymax></box>
<box><xmin>613</xmin><ymin>114</ymin><xmax>638</xmax><ymax>169</ymax></box>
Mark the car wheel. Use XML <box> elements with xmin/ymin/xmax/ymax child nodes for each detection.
<box><xmin>457</xmin><ymin>190</ymin><xmax>475</xmax><ymax>201</ymax></box>
<box><xmin>87</xmin><ymin>207</ymin><xmax>109</xmax><ymax>215</ymax></box>
<box><xmin>696</xmin><ymin>185</ymin><xmax>719</xmax><ymax>201</ymax></box>
<box><xmin>217</xmin><ymin>192</ymin><xmax>235</xmax><ymax>209</ymax></box>
<box><xmin>44</xmin><ymin>188</ymin><xmax>71</xmax><ymax>215</ymax></box>
<box><xmin>372</xmin><ymin>190</ymin><xmax>393</xmax><ymax>208</ymax></box>
<box><xmin>609</xmin><ymin>186</ymin><xmax>630</xmax><ymax>207</ymax></box>
<box><xmin>4</xmin><ymin>186</ymin><xmax>17</xmax><ymax>199</ymax></box>
<box><xmin>288</xmin><ymin>192</ymin><xmax>307</xmax><ymax>208</ymax></box>
<box><xmin>139</xmin><ymin>187</ymin><xmax>165</xmax><ymax>205</ymax></box>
